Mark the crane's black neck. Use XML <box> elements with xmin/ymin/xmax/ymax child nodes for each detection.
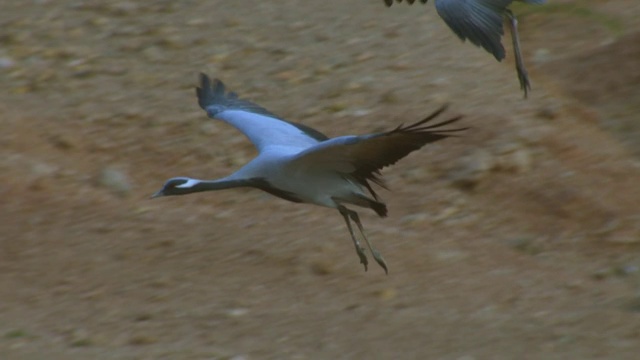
<box><xmin>177</xmin><ymin>177</ymin><xmax>304</xmax><ymax>203</ymax></box>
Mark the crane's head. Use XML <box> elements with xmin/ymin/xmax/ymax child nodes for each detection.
<box><xmin>151</xmin><ymin>177</ymin><xmax>200</xmax><ymax>198</ymax></box>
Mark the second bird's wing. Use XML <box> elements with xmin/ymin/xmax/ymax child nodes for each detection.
<box><xmin>196</xmin><ymin>73</ymin><xmax>328</xmax><ymax>153</ymax></box>
<box><xmin>384</xmin><ymin>0</ymin><xmax>514</xmax><ymax>61</ymax></box>
<box><xmin>434</xmin><ymin>0</ymin><xmax>516</xmax><ymax>61</ymax></box>
<box><xmin>289</xmin><ymin>105</ymin><xmax>466</xmax><ymax>199</ymax></box>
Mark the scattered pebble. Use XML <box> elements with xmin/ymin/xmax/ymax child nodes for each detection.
<box><xmin>128</xmin><ymin>334</ymin><xmax>157</xmax><ymax>346</ymax></box>
<box><xmin>310</xmin><ymin>260</ymin><xmax>334</xmax><ymax>276</ymax></box>
<box><xmin>48</xmin><ymin>134</ymin><xmax>77</xmax><ymax>150</ymax></box>
<box><xmin>30</xmin><ymin>161</ymin><xmax>58</xmax><ymax>177</ymax></box>
<box><xmin>536</xmin><ymin>104</ymin><xmax>561</xmax><ymax>120</ymax></box>
<box><xmin>533</xmin><ymin>48</ymin><xmax>552</xmax><ymax>63</ymax></box>
<box><xmin>69</xmin><ymin>328</ymin><xmax>92</xmax><ymax>347</ymax></box>
<box><xmin>98</xmin><ymin>167</ymin><xmax>132</xmax><ymax>196</ymax></box>
<box><xmin>373</xmin><ymin>288</ymin><xmax>397</xmax><ymax>301</ymax></box>
<box><xmin>142</xmin><ymin>46</ymin><xmax>167</xmax><ymax>62</ymax></box>
<box><xmin>494</xmin><ymin>142</ymin><xmax>533</xmax><ymax>174</ymax></box>
<box><xmin>447</xmin><ymin>149</ymin><xmax>494</xmax><ymax>190</ymax></box>
<box><xmin>226</xmin><ymin>308</ymin><xmax>249</xmax><ymax>317</ymax></box>
<box><xmin>0</xmin><ymin>57</ymin><xmax>15</xmax><ymax>69</ymax></box>
<box><xmin>602</xmin><ymin>216</ymin><xmax>640</xmax><ymax>245</ymax></box>
<box><xmin>433</xmin><ymin>250</ymin><xmax>468</xmax><ymax>263</ymax></box>
<box><xmin>447</xmin><ymin>140</ymin><xmax>534</xmax><ymax>189</ymax></box>
<box><xmin>506</xmin><ymin>237</ymin><xmax>544</xmax><ymax>255</ymax></box>
<box><xmin>108</xmin><ymin>1</ymin><xmax>140</xmax><ymax>17</ymax></box>
<box><xmin>400</xmin><ymin>212</ymin><xmax>429</xmax><ymax>225</ymax></box>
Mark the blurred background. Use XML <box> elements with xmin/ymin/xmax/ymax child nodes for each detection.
<box><xmin>1</xmin><ymin>0</ymin><xmax>639</xmax><ymax>358</ymax></box>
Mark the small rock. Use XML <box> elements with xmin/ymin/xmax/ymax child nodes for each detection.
<box><xmin>133</xmin><ymin>313</ymin><xmax>152</xmax><ymax>322</ymax></box>
<box><xmin>536</xmin><ymin>104</ymin><xmax>561</xmax><ymax>120</ymax></box>
<box><xmin>506</xmin><ymin>237</ymin><xmax>543</xmax><ymax>255</ymax></box>
<box><xmin>30</xmin><ymin>161</ymin><xmax>58</xmax><ymax>177</ymax></box>
<box><xmin>355</xmin><ymin>52</ymin><xmax>374</xmax><ymax>62</ymax></box>
<box><xmin>447</xmin><ymin>149</ymin><xmax>494</xmax><ymax>190</ymax></box>
<box><xmin>379</xmin><ymin>90</ymin><xmax>399</xmax><ymax>104</ymax></box>
<box><xmin>229</xmin><ymin>355</ymin><xmax>249</xmax><ymax>360</ymax></box>
<box><xmin>456</xmin><ymin>356</ymin><xmax>477</xmax><ymax>360</ymax></box>
<box><xmin>613</xmin><ymin>265</ymin><xmax>639</xmax><ymax>277</ymax></box>
<box><xmin>119</xmin><ymin>38</ymin><xmax>145</xmax><ymax>53</ymax></box>
<box><xmin>49</xmin><ymin>134</ymin><xmax>77</xmax><ymax>150</ymax></box>
<box><xmin>5</xmin><ymin>330</ymin><xmax>28</xmax><ymax>339</ymax></box>
<box><xmin>591</xmin><ymin>268</ymin><xmax>611</xmax><ymax>280</ymax></box>
<box><xmin>400</xmin><ymin>212</ymin><xmax>429</xmax><ymax>225</ymax></box>
<box><xmin>69</xmin><ymin>328</ymin><xmax>92</xmax><ymax>347</ymax></box>
<box><xmin>0</xmin><ymin>57</ymin><xmax>15</xmax><ymax>69</ymax></box>
<box><xmin>624</xmin><ymin>297</ymin><xmax>640</xmax><ymax>313</ymax></box>
<box><xmin>200</xmin><ymin>122</ymin><xmax>217</xmax><ymax>135</ymax></box>
<box><xmin>187</xmin><ymin>18</ymin><xmax>207</xmax><ymax>27</ymax></box>
<box><xmin>158</xmin><ymin>34</ymin><xmax>190</xmax><ymax>49</ymax></box>
<box><xmin>602</xmin><ymin>216</ymin><xmax>640</xmax><ymax>245</ymax></box>
<box><xmin>432</xmin><ymin>206</ymin><xmax>459</xmax><ymax>223</ymax></box>
<box><xmin>99</xmin><ymin>167</ymin><xmax>132</xmax><ymax>196</ymax></box>
<box><xmin>224</xmin><ymin>17</ymin><xmax>242</xmax><ymax>28</ymax></box>
<box><xmin>142</xmin><ymin>46</ymin><xmax>167</xmax><ymax>62</ymax></box>
<box><xmin>88</xmin><ymin>16</ymin><xmax>110</xmax><ymax>27</ymax></box>
<box><xmin>533</xmin><ymin>48</ymin><xmax>552</xmax><ymax>64</ymax></box>
<box><xmin>433</xmin><ymin>250</ymin><xmax>468</xmax><ymax>263</ymax></box>
<box><xmin>310</xmin><ymin>260</ymin><xmax>334</xmax><ymax>276</ymax></box>
<box><xmin>402</xmin><ymin>167</ymin><xmax>428</xmax><ymax>183</ymax></box>
<box><xmin>373</xmin><ymin>288</ymin><xmax>397</xmax><ymax>301</ymax></box>
<box><xmin>494</xmin><ymin>143</ymin><xmax>533</xmax><ymax>174</ymax></box>
<box><xmin>226</xmin><ymin>308</ymin><xmax>249</xmax><ymax>317</ymax></box>
<box><xmin>128</xmin><ymin>334</ymin><xmax>156</xmax><ymax>346</ymax></box>
<box><xmin>109</xmin><ymin>1</ymin><xmax>140</xmax><ymax>16</ymax></box>
<box><xmin>324</xmin><ymin>102</ymin><xmax>348</xmax><ymax>114</ymax></box>
<box><xmin>350</xmin><ymin>108</ymin><xmax>373</xmax><ymax>117</ymax></box>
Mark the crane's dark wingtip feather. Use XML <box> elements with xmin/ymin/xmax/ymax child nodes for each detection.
<box><xmin>397</xmin><ymin>105</ymin><xmax>464</xmax><ymax>133</ymax></box>
<box><xmin>384</xmin><ymin>0</ymin><xmax>427</xmax><ymax>6</ymax></box>
<box><xmin>196</xmin><ymin>73</ymin><xmax>219</xmax><ymax>111</ymax></box>
<box><xmin>195</xmin><ymin>73</ymin><xmax>329</xmax><ymax>141</ymax></box>
<box><xmin>419</xmin><ymin>115</ymin><xmax>464</xmax><ymax>130</ymax></box>
<box><xmin>371</xmin><ymin>200</ymin><xmax>388</xmax><ymax>218</ymax></box>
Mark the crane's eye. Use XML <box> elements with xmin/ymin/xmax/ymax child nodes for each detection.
<box><xmin>166</xmin><ymin>181</ymin><xmax>179</xmax><ymax>189</ymax></box>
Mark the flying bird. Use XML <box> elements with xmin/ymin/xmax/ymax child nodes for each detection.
<box><xmin>384</xmin><ymin>0</ymin><xmax>545</xmax><ymax>98</ymax></box>
<box><xmin>152</xmin><ymin>74</ymin><xmax>466</xmax><ymax>273</ymax></box>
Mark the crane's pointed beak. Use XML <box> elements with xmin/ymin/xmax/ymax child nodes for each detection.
<box><xmin>150</xmin><ymin>190</ymin><xmax>164</xmax><ymax>199</ymax></box>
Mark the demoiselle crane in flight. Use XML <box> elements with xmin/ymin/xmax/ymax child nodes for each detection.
<box><xmin>384</xmin><ymin>0</ymin><xmax>545</xmax><ymax>98</ymax></box>
<box><xmin>152</xmin><ymin>74</ymin><xmax>466</xmax><ymax>273</ymax></box>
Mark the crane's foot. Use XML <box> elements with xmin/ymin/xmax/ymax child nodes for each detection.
<box><xmin>371</xmin><ymin>249</ymin><xmax>388</xmax><ymax>275</ymax></box>
<box><xmin>517</xmin><ymin>67</ymin><xmax>531</xmax><ymax>99</ymax></box>
<box><xmin>339</xmin><ymin>205</ymin><xmax>388</xmax><ymax>274</ymax></box>
<box><xmin>354</xmin><ymin>244</ymin><xmax>369</xmax><ymax>272</ymax></box>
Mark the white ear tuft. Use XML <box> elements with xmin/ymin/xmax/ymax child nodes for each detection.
<box><xmin>176</xmin><ymin>179</ymin><xmax>200</xmax><ymax>189</ymax></box>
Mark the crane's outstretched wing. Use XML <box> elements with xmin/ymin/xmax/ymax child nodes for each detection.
<box><xmin>385</xmin><ymin>0</ymin><xmax>513</xmax><ymax>60</ymax></box>
<box><xmin>384</xmin><ymin>0</ymin><xmax>544</xmax><ymax>61</ymax></box>
<box><xmin>196</xmin><ymin>74</ymin><xmax>328</xmax><ymax>152</ymax></box>
<box><xmin>384</xmin><ymin>0</ymin><xmax>544</xmax><ymax>98</ymax></box>
<box><xmin>289</xmin><ymin>105</ymin><xmax>466</xmax><ymax>199</ymax></box>
<box><xmin>435</xmin><ymin>0</ymin><xmax>516</xmax><ymax>61</ymax></box>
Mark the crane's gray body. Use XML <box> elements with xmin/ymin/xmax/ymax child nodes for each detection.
<box><xmin>152</xmin><ymin>74</ymin><xmax>466</xmax><ymax>273</ymax></box>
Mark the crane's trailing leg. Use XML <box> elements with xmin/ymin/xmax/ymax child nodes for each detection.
<box><xmin>339</xmin><ymin>206</ymin><xmax>369</xmax><ymax>271</ymax></box>
<box><xmin>348</xmin><ymin>209</ymin><xmax>389</xmax><ymax>274</ymax></box>
<box><xmin>338</xmin><ymin>206</ymin><xmax>388</xmax><ymax>274</ymax></box>
<box><xmin>506</xmin><ymin>9</ymin><xmax>530</xmax><ymax>98</ymax></box>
